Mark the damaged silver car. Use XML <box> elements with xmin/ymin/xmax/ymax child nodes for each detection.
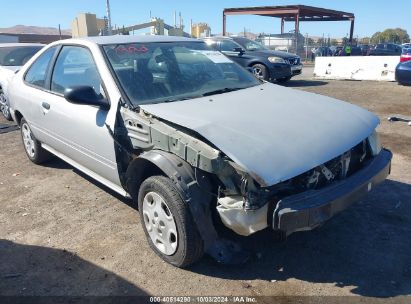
<box><xmin>8</xmin><ymin>36</ymin><xmax>392</xmax><ymax>268</ymax></box>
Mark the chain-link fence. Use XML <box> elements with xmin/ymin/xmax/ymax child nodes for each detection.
<box><xmin>247</xmin><ymin>32</ymin><xmax>404</xmax><ymax>62</ymax></box>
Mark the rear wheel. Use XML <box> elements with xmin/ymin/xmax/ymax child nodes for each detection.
<box><xmin>20</xmin><ymin>118</ymin><xmax>52</xmax><ymax>164</ymax></box>
<box><xmin>251</xmin><ymin>64</ymin><xmax>269</xmax><ymax>81</ymax></box>
<box><xmin>138</xmin><ymin>175</ymin><xmax>204</xmax><ymax>268</ymax></box>
<box><xmin>0</xmin><ymin>90</ymin><xmax>12</xmax><ymax>121</ymax></box>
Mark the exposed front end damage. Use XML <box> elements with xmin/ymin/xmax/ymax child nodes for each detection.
<box><xmin>118</xmin><ymin>107</ymin><xmax>257</xmax><ymax>263</ymax></box>
<box><xmin>118</xmin><ymin>105</ymin><xmax>391</xmax><ymax>262</ymax></box>
<box><xmin>214</xmin><ymin>133</ymin><xmax>391</xmax><ymax>237</ymax></box>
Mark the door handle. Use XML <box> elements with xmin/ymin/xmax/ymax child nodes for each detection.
<box><xmin>42</xmin><ymin>102</ymin><xmax>50</xmax><ymax>110</ymax></box>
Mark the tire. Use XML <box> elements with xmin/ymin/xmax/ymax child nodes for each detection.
<box><xmin>0</xmin><ymin>90</ymin><xmax>12</xmax><ymax>121</ymax></box>
<box><xmin>251</xmin><ymin>64</ymin><xmax>269</xmax><ymax>81</ymax></box>
<box><xmin>138</xmin><ymin>175</ymin><xmax>204</xmax><ymax>268</ymax></box>
<box><xmin>277</xmin><ymin>76</ymin><xmax>292</xmax><ymax>83</ymax></box>
<box><xmin>20</xmin><ymin>118</ymin><xmax>52</xmax><ymax>164</ymax></box>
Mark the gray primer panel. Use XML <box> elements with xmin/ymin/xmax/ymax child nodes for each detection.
<box><xmin>141</xmin><ymin>82</ymin><xmax>379</xmax><ymax>187</ymax></box>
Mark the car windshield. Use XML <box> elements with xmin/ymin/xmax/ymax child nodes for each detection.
<box><xmin>0</xmin><ymin>46</ymin><xmax>43</xmax><ymax>66</ymax></box>
<box><xmin>103</xmin><ymin>41</ymin><xmax>261</xmax><ymax>106</ymax></box>
<box><xmin>235</xmin><ymin>38</ymin><xmax>267</xmax><ymax>51</ymax></box>
<box><xmin>402</xmin><ymin>48</ymin><xmax>411</xmax><ymax>54</ymax></box>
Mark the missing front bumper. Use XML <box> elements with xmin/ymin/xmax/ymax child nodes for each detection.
<box><xmin>272</xmin><ymin>149</ymin><xmax>392</xmax><ymax>235</ymax></box>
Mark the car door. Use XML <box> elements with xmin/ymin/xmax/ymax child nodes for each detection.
<box><xmin>219</xmin><ymin>40</ymin><xmax>249</xmax><ymax>67</ymax></box>
<box><xmin>39</xmin><ymin>45</ymin><xmax>122</xmax><ymax>189</ymax></box>
<box><xmin>17</xmin><ymin>46</ymin><xmax>60</xmax><ymax>144</ymax></box>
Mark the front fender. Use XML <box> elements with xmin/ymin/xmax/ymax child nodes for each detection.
<box><xmin>126</xmin><ymin>150</ymin><xmax>218</xmax><ymax>250</ymax></box>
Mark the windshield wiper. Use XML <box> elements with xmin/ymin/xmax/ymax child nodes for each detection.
<box><xmin>202</xmin><ymin>87</ymin><xmax>243</xmax><ymax>97</ymax></box>
<box><xmin>161</xmin><ymin>95</ymin><xmax>203</xmax><ymax>103</ymax></box>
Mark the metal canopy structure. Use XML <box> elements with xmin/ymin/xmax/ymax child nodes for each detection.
<box><xmin>223</xmin><ymin>5</ymin><xmax>355</xmax><ymax>50</ymax></box>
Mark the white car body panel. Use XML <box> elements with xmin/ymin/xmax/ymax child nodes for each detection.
<box><xmin>8</xmin><ymin>40</ymin><xmax>124</xmax><ymax>192</ymax></box>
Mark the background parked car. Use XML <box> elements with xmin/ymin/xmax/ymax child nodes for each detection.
<box><xmin>315</xmin><ymin>46</ymin><xmax>332</xmax><ymax>57</ymax></box>
<box><xmin>369</xmin><ymin>43</ymin><xmax>402</xmax><ymax>56</ymax></box>
<box><xmin>358</xmin><ymin>44</ymin><xmax>372</xmax><ymax>56</ymax></box>
<box><xmin>202</xmin><ymin>36</ymin><xmax>295</xmax><ymax>83</ymax></box>
<box><xmin>231</xmin><ymin>36</ymin><xmax>303</xmax><ymax>78</ymax></box>
<box><xmin>400</xmin><ymin>48</ymin><xmax>411</xmax><ymax>62</ymax></box>
<box><xmin>0</xmin><ymin>43</ymin><xmax>43</xmax><ymax>120</ymax></box>
<box><xmin>350</xmin><ymin>46</ymin><xmax>363</xmax><ymax>56</ymax></box>
<box><xmin>330</xmin><ymin>46</ymin><xmax>343</xmax><ymax>56</ymax></box>
<box><xmin>396</xmin><ymin>60</ymin><xmax>411</xmax><ymax>85</ymax></box>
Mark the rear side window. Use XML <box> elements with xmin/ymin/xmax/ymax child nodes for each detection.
<box><xmin>24</xmin><ymin>47</ymin><xmax>57</xmax><ymax>88</ymax></box>
<box><xmin>51</xmin><ymin>46</ymin><xmax>102</xmax><ymax>95</ymax></box>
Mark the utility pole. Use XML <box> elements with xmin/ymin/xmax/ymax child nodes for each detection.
<box><xmin>106</xmin><ymin>0</ymin><xmax>112</xmax><ymax>35</ymax></box>
<box><xmin>174</xmin><ymin>11</ymin><xmax>177</xmax><ymax>28</ymax></box>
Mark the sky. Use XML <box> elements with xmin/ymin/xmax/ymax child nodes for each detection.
<box><xmin>0</xmin><ymin>0</ymin><xmax>410</xmax><ymax>38</ymax></box>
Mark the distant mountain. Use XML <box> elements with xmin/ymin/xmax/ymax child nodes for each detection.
<box><xmin>0</xmin><ymin>25</ymin><xmax>71</xmax><ymax>35</ymax></box>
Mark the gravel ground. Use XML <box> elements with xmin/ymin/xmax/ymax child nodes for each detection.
<box><xmin>1</xmin><ymin>68</ymin><xmax>410</xmax><ymax>301</ymax></box>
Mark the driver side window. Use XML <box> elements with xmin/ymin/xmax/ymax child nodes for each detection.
<box><xmin>51</xmin><ymin>46</ymin><xmax>102</xmax><ymax>95</ymax></box>
<box><xmin>220</xmin><ymin>40</ymin><xmax>241</xmax><ymax>52</ymax></box>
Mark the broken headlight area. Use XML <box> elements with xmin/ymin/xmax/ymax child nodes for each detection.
<box><xmin>271</xmin><ymin>139</ymin><xmax>373</xmax><ymax>195</ymax></box>
<box><xmin>368</xmin><ymin>129</ymin><xmax>382</xmax><ymax>156</ymax></box>
<box><xmin>216</xmin><ymin>138</ymin><xmax>375</xmax><ymax>236</ymax></box>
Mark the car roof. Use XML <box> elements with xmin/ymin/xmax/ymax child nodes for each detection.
<box><xmin>61</xmin><ymin>35</ymin><xmax>201</xmax><ymax>45</ymax></box>
<box><xmin>0</xmin><ymin>43</ymin><xmax>44</xmax><ymax>48</ymax></box>
<box><xmin>202</xmin><ymin>36</ymin><xmax>233</xmax><ymax>41</ymax></box>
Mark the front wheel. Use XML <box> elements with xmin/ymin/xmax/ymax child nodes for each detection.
<box><xmin>20</xmin><ymin>118</ymin><xmax>52</xmax><ymax>164</ymax></box>
<box><xmin>0</xmin><ymin>90</ymin><xmax>12</xmax><ymax>121</ymax></box>
<box><xmin>251</xmin><ymin>64</ymin><xmax>269</xmax><ymax>81</ymax></box>
<box><xmin>138</xmin><ymin>175</ymin><xmax>204</xmax><ymax>268</ymax></box>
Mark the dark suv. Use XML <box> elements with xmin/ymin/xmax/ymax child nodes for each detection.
<box><xmin>369</xmin><ymin>43</ymin><xmax>402</xmax><ymax>56</ymax></box>
<box><xmin>203</xmin><ymin>36</ymin><xmax>302</xmax><ymax>83</ymax></box>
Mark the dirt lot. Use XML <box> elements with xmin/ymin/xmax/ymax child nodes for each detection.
<box><xmin>1</xmin><ymin>68</ymin><xmax>410</xmax><ymax>301</ymax></box>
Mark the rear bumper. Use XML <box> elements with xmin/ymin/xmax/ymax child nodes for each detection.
<box><xmin>396</xmin><ymin>69</ymin><xmax>411</xmax><ymax>85</ymax></box>
<box><xmin>272</xmin><ymin>149</ymin><xmax>392</xmax><ymax>235</ymax></box>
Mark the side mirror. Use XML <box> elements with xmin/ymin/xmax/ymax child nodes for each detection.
<box><xmin>234</xmin><ymin>47</ymin><xmax>245</xmax><ymax>55</ymax></box>
<box><xmin>64</xmin><ymin>86</ymin><xmax>110</xmax><ymax>110</ymax></box>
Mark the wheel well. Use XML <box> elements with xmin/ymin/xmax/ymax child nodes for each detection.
<box><xmin>249</xmin><ymin>62</ymin><xmax>267</xmax><ymax>68</ymax></box>
<box><xmin>125</xmin><ymin>158</ymin><xmax>165</xmax><ymax>203</ymax></box>
<box><xmin>14</xmin><ymin>111</ymin><xmax>23</xmax><ymax>126</ymax></box>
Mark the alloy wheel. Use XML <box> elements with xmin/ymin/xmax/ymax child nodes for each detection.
<box><xmin>0</xmin><ymin>93</ymin><xmax>10</xmax><ymax>119</ymax></box>
<box><xmin>253</xmin><ymin>67</ymin><xmax>264</xmax><ymax>79</ymax></box>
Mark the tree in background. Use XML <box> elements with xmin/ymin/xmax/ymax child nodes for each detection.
<box><xmin>359</xmin><ymin>37</ymin><xmax>371</xmax><ymax>44</ymax></box>
<box><xmin>371</xmin><ymin>28</ymin><xmax>410</xmax><ymax>44</ymax></box>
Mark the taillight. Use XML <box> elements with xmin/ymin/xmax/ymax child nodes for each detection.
<box><xmin>400</xmin><ymin>54</ymin><xmax>411</xmax><ymax>62</ymax></box>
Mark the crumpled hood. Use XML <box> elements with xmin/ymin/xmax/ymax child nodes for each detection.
<box><xmin>141</xmin><ymin>83</ymin><xmax>379</xmax><ymax>186</ymax></box>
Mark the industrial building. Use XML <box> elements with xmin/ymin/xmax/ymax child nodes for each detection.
<box><xmin>72</xmin><ymin>13</ymin><xmax>107</xmax><ymax>37</ymax></box>
<box><xmin>191</xmin><ymin>23</ymin><xmax>211</xmax><ymax>38</ymax></box>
